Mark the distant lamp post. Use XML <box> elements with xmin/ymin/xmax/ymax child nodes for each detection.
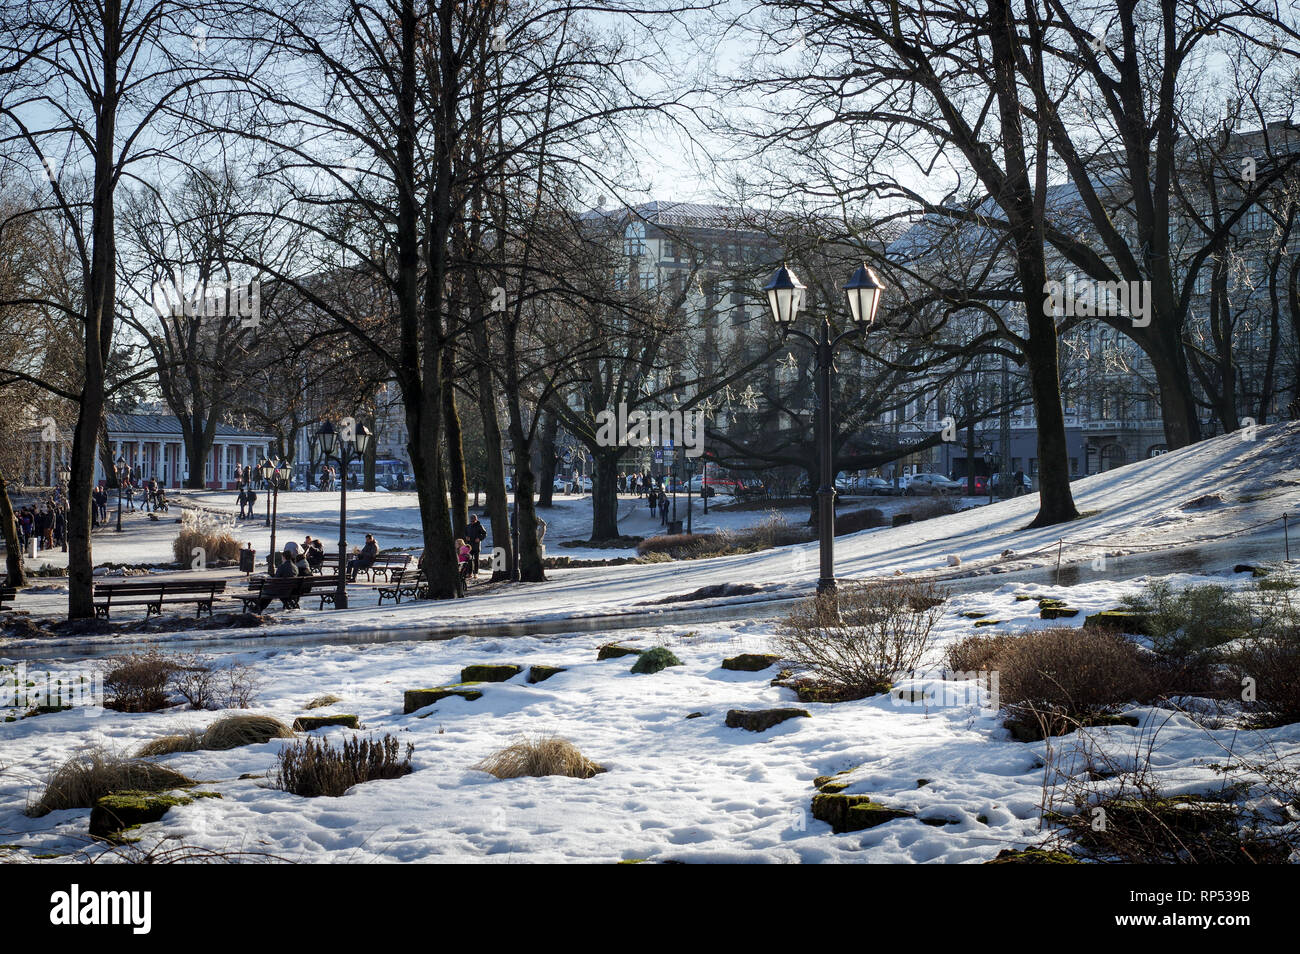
<box><xmin>683</xmin><ymin>455</ymin><xmax>695</xmax><ymax>534</ymax></box>
<box><xmin>114</xmin><ymin>457</ymin><xmax>126</xmax><ymax>532</ymax></box>
<box><xmin>763</xmin><ymin>262</ymin><xmax>885</xmax><ymax>594</ymax></box>
<box><xmin>316</xmin><ymin>420</ymin><xmax>371</xmax><ymax>609</ymax></box>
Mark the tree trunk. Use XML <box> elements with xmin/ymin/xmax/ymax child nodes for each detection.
<box><xmin>590</xmin><ymin>448</ymin><xmax>621</xmax><ymax>540</ymax></box>
<box><xmin>536</xmin><ymin>409</ymin><xmax>557</xmax><ymax>507</ymax></box>
<box><xmin>474</xmin><ymin>361</ymin><xmax>512</xmax><ymax>582</ymax></box>
<box><xmin>1144</xmin><ymin>331</ymin><xmax>1203</xmax><ymax>450</ymax></box>
<box><xmin>0</xmin><ymin>473</ymin><xmax>27</xmax><ymax>587</ymax></box>
<box><xmin>442</xmin><ymin>346</ymin><xmax>468</xmax><ymax>538</ymax></box>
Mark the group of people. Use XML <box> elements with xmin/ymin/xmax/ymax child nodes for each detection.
<box><xmin>16</xmin><ymin>495</ymin><xmax>66</xmax><ymax>551</ymax></box>
<box><xmin>617</xmin><ymin>470</ymin><xmax>657</xmax><ymax>496</ymax></box>
<box><xmin>236</xmin><ymin>484</ymin><xmax>260</xmax><ymax>519</ymax></box>
<box><xmin>646</xmin><ymin>486</ymin><xmax>672</xmax><ymax>526</ymax></box>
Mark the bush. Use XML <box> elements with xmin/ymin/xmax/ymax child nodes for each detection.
<box><xmin>103</xmin><ymin>652</ymin><xmax>180</xmax><ymax>712</ymax></box>
<box><xmin>834</xmin><ymin>508</ymin><xmax>886</xmax><ymax>536</ymax></box>
<box><xmin>630</xmin><ymin>647</ymin><xmax>682</xmax><ymax>674</ymax></box>
<box><xmin>774</xmin><ymin>580</ymin><xmax>947</xmax><ymax>694</ymax></box>
<box><xmin>1226</xmin><ymin>636</ymin><xmax>1300</xmax><ymax>727</ymax></box>
<box><xmin>946</xmin><ymin>633</ymin><xmax>1024</xmax><ymax>674</ymax></box>
<box><xmin>1120</xmin><ymin>581</ymin><xmax>1253</xmax><ymax>659</ymax></box>
<box><xmin>170</xmin><ymin>655</ymin><xmax>261</xmax><ymax>710</ymax></box>
<box><xmin>274</xmin><ymin>734</ymin><xmax>414</xmax><ymax>798</ymax></box>
<box><xmin>907</xmin><ymin>497</ymin><xmax>959</xmax><ymax>521</ymax></box>
<box><xmin>474</xmin><ymin>734</ymin><xmax>604</xmax><ymax>779</ymax></box>
<box><xmin>172</xmin><ymin>510</ymin><xmax>241</xmax><ymax>565</ymax></box>
<box><xmin>30</xmin><ymin>749</ymin><xmax>194</xmax><ymax>816</ymax></box>
<box><xmin>636</xmin><ymin>532</ymin><xmax>713</xmax><ymax>558</ymax></box>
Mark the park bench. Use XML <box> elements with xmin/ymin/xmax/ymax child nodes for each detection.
<box><xmin>311</xmin><ymin>573</ymin><xmax>348</xmax><ymax>610</ymax></box>
<box><xmin>93</xmin><ymin>579</ymin><xmax>226</xmax><ymax>620</ymax></box>
<box><xmin>0</xmin><ymin>583</ymin><xmax>15</xmax><ymax>610</ymax></box>
<box><xmin>240</xmin><ymin>574</ymin><xmax>315</xmax><ymax>613</ymax></box>
<box><xmin>376</xmin><ymin>567</ymin><xmax>428</xmax><ymax>606</ymax></box>
<box><xmin>312</xmin><ymin>554</ymin><xmax>341</xmax><ymax>575</ymax></box>
<box><xmin>364</xmin><ymin>553</ymin><xmax>411</xmax><ymax>582</ymax></box>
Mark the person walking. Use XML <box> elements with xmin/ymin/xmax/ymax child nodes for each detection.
<box><xmin>647</xmin><ymin>488</ymin><xmax>657</xmax><ymax>515</ymax></box>
<box><xmin>659</xmin><ymin>492</ymin><xmax>669</xmax><ymax>526</ymax></box>
<box><xmin>237</xmin><ymin>486</ymin><xmax>248</xmax><ymax>519</ymax></box>
<box><xmin>465</xmin><ymin>514</ymin><xmax>488</xmax><ymax>579</ymax></box>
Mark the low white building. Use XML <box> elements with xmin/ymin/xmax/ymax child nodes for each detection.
<box><xmin>23</xmin><ymin>413</ymin><xmax>274</xmax><ymax>490</ymax></box>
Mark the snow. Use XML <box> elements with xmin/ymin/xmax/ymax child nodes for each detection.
<box><xmin>1</xmin><ymin>423</ymin><xmax>1298</xmax><ymax>862</ymax></box>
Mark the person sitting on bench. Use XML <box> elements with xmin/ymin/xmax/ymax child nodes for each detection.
<box><xmin>347</xmin><ymin>533</ymin><xmax>379</xmax><ymax>581</ymax></box>
<box><xmin>254</xmin><ymin>546</ymin><xmax>300</xmax><ymax>613</ymax></box>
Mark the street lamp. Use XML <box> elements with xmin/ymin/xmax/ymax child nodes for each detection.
<box><xmin>763</xmin><ymin>262</ymin><xmax>885</xmax><ymax>594</ymax></box>
<box><xmin>683</xmin><ymin>455</ymin><xmax>695</xmax><ymax>534</ymax></box>
<box><xmin>114</xmin><ymin>457</ymin><xmax>126</xmax><ymax>532</ymax></box>
<box><xmin>316</xmin><ymin>420</ymin><xmax>371</xmax><ymax>609</ymax></box>
<box><xmin>260</xmin><ymin>457</ymin><xmax>285</xmax><ymax>568</ymax></box>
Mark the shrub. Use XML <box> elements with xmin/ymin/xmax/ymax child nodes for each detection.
<box><xmin>170</xmin><ymin>655</ymin><xmax>261</xmax><ymax>710</ymax></box>
<box><xmin>1120</xmin><ymin>581</ymin><xmax>1253</xmax><ymax>658</ymax></box>
<box><xmin>774</xmin><ymin>580</ymin><xmax>947</xmax><ymax>694</ymax></box>
<box><xmin>30</xmin><ymin>749</ymin><xmax>194</xmax><ymax>816</ymax></box>
<box><xmin>635</xmin><ymin>532</ymin><xmax>712</xmax><ymax>558</ymax></box>
<box><xmin>946</xmin><ymin>633</ymin><xmax>1024</xmax><ymax>674</ymax></box>
<box><xmin>1226</xmin><ymin>636</ymin><xmax>1300</xmax><ymax>727</ymax></box>
<box><xmin>635</xmin><ymin>513</ymin><xmax>815</xmax><ymax>560</ymax></box>
<box><xmin>907</xmin><ymin>497</ymin><xmax>959</xmax><ymax>521</ymax></box>
<box><xmin>103</xmin><ymin>652</ymin><xmax>180</xmax><ymax>712</ymax></box>
<box><xmin>630</xmin><ymin>647</ymin><xmax>682</xmax><ymax>674</ymax></box>
<box><xmin>274</xmin><ymin>734</ymin><xmax>414</xmax><ymax>797</ymax></box>
<box><xmin>474</xmin><ymin>734</ymin><xmax>604</xmax><ymax>779</ymax></box>
<box><xmin>834</xmin><ymin>508</ymin><xmax>886</xmax><ymax>536</ymax></box>
<box><xmin>172</xmin><ymin>510</ymin><xmax>241</xmax><ymax>565</ymax></box>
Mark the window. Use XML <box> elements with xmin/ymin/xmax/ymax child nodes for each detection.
<box><xmin>663</xmin><ymin>240</ymin><xmax>678</xmax><ymax>261</ymax></box>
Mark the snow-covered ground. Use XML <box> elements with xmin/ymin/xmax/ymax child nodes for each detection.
<box><xmin>1</xmin><ymin>571</ymin><xmax>1294</xmax><ymax>863</ymax></box>
<box><xmin>1</xmin><ymin>423</ymin><xmax>1298</xmax><ymax>863</ymax></box>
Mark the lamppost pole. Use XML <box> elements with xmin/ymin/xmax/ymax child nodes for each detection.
<box><xmin>314</xmin><ymin>421</ymin><xmax>370</xmax><ymax>610</ymax></box>
<box><xmin>115</xmin><ymin>459</ymin><xmax>124</xmax><ymax>533</ymax></box>
<box><xmin>764</xmin><ymin>262</ymin><xmax>886</xmax><ymax>598</ymax></box>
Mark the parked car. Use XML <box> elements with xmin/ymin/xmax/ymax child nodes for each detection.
<box><xmin>855</xmin><ymin>476</ymin><xmax>902</xmax><ymax>496</ymax></box>
<box><xmin>903</xmin><ymin>473</ymin><xmax>964</xmax><ymax>496</ymax></box>
<box><xmin>991</xmin><ymin>472</ymin><xmax>1032</xmax><ymax>494</ymax></box>
<box><xmin>687</xmin><ymin>474</ymin><xmax>743</xmax><ymax>495</ymax></box>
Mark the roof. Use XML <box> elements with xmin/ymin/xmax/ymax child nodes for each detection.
<box><xmin>106</xmin><ymin>413</ymin><xmax>272</xmax><ymax>440</ymax></box>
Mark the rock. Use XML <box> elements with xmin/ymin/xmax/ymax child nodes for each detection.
<box><xmin>813</xmin><ymin>768</ymin><xmax>854</xmax><ymax>790</ymax></box>
<box><xmin>960</xmin><ymin>610</ymin><xmax>989</xmax><ymax>619</ymax></box>
<box><xmin>1038</xmin><ymin>598</ymin><xmax>1067</xmax><ymax>608</ymax></box>
<box><xmin>1083</xmin><ymin>610</ymin><xmax>1149</xmax><ymax>635</ymax></box>
<box><xmin>721</xmin><ymin>653</ymin><xmax>781</xmax><ymax>672</ymax></box>
<box><xmin>1005</xmin><ymin>710</ymin><xmax>1139</xmax><ymax>742</ymax></box>
<box><xmin>1040</xmin><ymin>607</ymin><xmax>1079</xmax><ymax>619</ymax></box>
<box><xmin>292</xmin><ymin>714</ymin><xmax>360</xmax><ymax>731</ymax></box>
<box><xmin>1233</xmin><ymin>564</ymin><xmax>1257</xmax><ymax>575</ymax></box>
<box><xmin>597</xmin><ymin>643</ymin><xmax>643</xmax><ymax>660</ymax></box>
<box><xmin>811</xmin><ymin>793</ymin><xmax>915</xmax><ymax>833</ymax></box>
<box><xmin>402</xmin><ymin>685</ymin><xmax>483</xmax><ymax>714</ymax></box>
<box><xmin>527</xmin><ymin>665</ymin><xmax>566</xmax><ymax>684</ymax></box>
<box><xmin>89</xmin><ymin>790</ymin><xmax>220</xmax><ymax>840</ymax></box>
<box><xmin>973</xmin><ymin>619</ymin><xmax>1003</xmax><ymax>627</ymax></box>
<box><xmin>684</xmin><ymin>711</ymin><xmax>704</xmax><ymax>719</ymax></box>
<box><xmin>725</xmin><ymin>708</ymin><xmax>811</xmax><ymax>732</ymax></box>
<box><xmin>460</xmin><ymin>664</ymin><xmax>523</xmax><ymax>683</ymax></box>
<box><xmin>986</xmin><ymin>848</ymin><xmax>1079</xmax><ymax>864</ymax></box>
<box><xmin>630</xmin><ymin>647</ymin><xmax>682</xmax><ymax>674</ymax></box>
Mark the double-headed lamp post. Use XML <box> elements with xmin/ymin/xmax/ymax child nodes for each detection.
<box><xmin>259</xmin><ymin>458</ymin><xmax>284</xmax><ymax>569</ymax></box>
<box><xmin>59</xmin><ymin>464</ymin><xmax>71</xmax><ymax>552</ymax></box>
<box><xmin>763</xmin><ymin>262</ymin><xmax>886</xmax><ymax>594</ymax></box>
<box><xmin>316</xmin><ymin>421</ymin><xmax>371</xmax><ymax>610</ymax></box>
<box><xmin>114</xmin><ymin>457</ymin><xmax>127</xmax><ymax>532</ymax></box>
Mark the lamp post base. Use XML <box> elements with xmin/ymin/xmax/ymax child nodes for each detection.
<box><xmin>816</xmin><ymin>576</ymin><xmax>837</xmax><ymax>595</ymax></box>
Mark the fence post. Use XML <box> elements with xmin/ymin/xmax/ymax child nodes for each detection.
<box><xmin>1055</xmin><ymin>538</ymin><xmax>1064</xmax><ymax>582</ymax></box>
<box><xmin>1285</xmin><ymin>513</ymin><xmax>1290</xmax><ymax>562</ymax></box>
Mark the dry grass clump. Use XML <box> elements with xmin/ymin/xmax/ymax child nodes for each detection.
<box><xmin>775</xmin><ymin>580</ymin><xmax>947</xmax><ymax>694</ymax></box>
<box><xmin>275</xmin><ymin>734</ymin><xmax>414</xmax><ymax>798</ymax></box>
<box><xmin>200</xmin><ymin>714</ymin><xmax>294</xmax><ymax>750</ymax></box>
<box><xmin>136</xmin><ymin>732</ymin><xmax>204</xmax><ymax>757</ymax></box>
<box><xmin>474</xmin><ymin>734</ymin><xmax>605</xmax><ymax>780</ymax></box>
<box><xmin>172</xmin><ymin>510</ymin><xmax>241</xmax><ymax>565</ymax></box>
<box><xmin>635</xmin><ymin>532</ymin><xmax>712</xmax><ymax>558</ymax></box>
<box><xmin>30</xmin><ymin>749</ymin><xmax>194</xmax><ymax>816</ymax></box>
<box><xmin>305</xmin><ymin>694</ymin><xmax>344</xmax><ymax>710</ymax></box>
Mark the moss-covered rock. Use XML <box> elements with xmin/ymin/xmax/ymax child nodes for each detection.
<box><xmin>402</xmin><ymin>685</ymin><xmax>483</xmax><ymax>714</ymax></box>
<box><xmin>973</xmin><ymin>619</ymin><xmax>1003</xmax><ymax>627</ymax></box>
<box><xmin>1038</xmin><ymin>598</ymin><xmax>1067</xmax><ymax>609</ymax></box>
<box><xmin>721</xmin><ymin>653</ymin><xmax>781</xmax><ymax>672</ymax></box>
<box><xmin>89</xmin><ymin>790</ymin><xmax>221</xmax><ymax>840</ymax></box>
<box><xmin>684</xmin><ymin>711</ymin><xmax>704</xmax><ymax>719</ymax></box>
<box><xmin>527</xmin><ymin>665</ymin><xmax>566</xmax><ymax>684</ymax></box>
<box><xmin>725</xmin><ymin>708</ymin><xmax>810</xmax><ymax>732</ymax></box>
<box><xmin>597</xmin><ymin>643</ymin><xmax>643</xmax><ymax>660</ymax></box>
<box><xmin>811</xmin><ymin>793</ymin><xmax>915</xmax><ymax>833</ymax></box>
<box><xmin>1083</xmin><ymin>610</ymin><xmax>1150</xmax><ymax>635</ymax></box>
<box><xmin>986</xmin><ymin>848</ymin><xmax>1080</xmax><ymax>864</ymax></box>
<box><xmin>1005</xmin><ymin>710</ymin><xmax>1140</xmax><ymax>742</ymax></box>
<box><xmin>460</xmin><ymin>664</ymin><xmax>523</xmax><ymax>683</ymax></box>
<box><xmin>813</xmin><ymin>768</ymin><xmax>854</xmax><ymax>790</ymax></box>
<box><xmin>1040</xmin><ymin>606</ymin><xmax>1079</xmax><ymax>620</ymax></box>
<box><xmin>291</xmin><ymin>714</ymin><xmax>360</xmax><ymax>731</ymax></box>
<box><xmin>959</xmin><ymin>610</ymin><xmax>989</xmax><ymax>619</ymax></box>
<box><xmin>630</xmin><ymin>647</ymin><xmax>682</xmax><ymax>674</ymax></box>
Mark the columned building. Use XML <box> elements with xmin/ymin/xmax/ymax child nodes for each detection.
<box><xmin>22</xmin><ymin>413</ymin><xmax>273</xmax><ymax>491</ymax></box>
